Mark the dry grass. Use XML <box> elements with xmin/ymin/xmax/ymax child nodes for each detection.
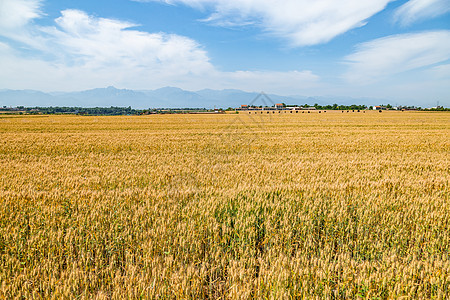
<box><xmin>0</xmin><ymin>111</ymin><xmax>449</xmax><ymax>299</ymax></box>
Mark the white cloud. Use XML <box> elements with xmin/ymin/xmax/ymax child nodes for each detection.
<box><xmin>0</xmin><ymin>0</ymin><xmax>47</xmax><ymax>48</ymax></box>
<box><xmin>137</xmin><ymin>0</ymin><xmax>393</xmax><ymax>46</ymax></box>
<box><xmin>0</xmin><ymin>6</ymin><xmax>318</xmax><ymax>94</ymax></box>
<box><xmin>394</xmin><ymin>0</ymin><xmax>450</xmax><ymax>25</ymax></box>
<box><xmin>343</xmin><ymin>31</ymin><xmax>450</xmax><ymax>83</ymax></box>
<box><xmin>0</xmin><ymin>0</ymin><xmax>42</xmax><ymax>30</ymax></box>
<box><xmin>46</xmin><ymin>9</ymin><xmax>214</xmax><ymax>75</ymax></box>
<box><xmin>0</xmin><ymin>8</ymin><xmax>215</xmax><ymax>90</ymax></box>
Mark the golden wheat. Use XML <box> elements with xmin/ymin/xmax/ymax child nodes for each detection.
<box><xmin>0</xmin><ymin>111</ymin><xmax>449</xmax><ymax>299</ymax></box>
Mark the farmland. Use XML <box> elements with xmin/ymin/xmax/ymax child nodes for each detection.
<box><xmin>0</xmin><ymin>111</ymin><xmax>449</xmax><ymax>298</ymax></box>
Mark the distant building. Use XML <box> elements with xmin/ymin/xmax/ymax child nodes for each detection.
<box><xmin>275</xmin><ymin>103</ymin><xmax>285</xmax><ymax>109</ymax></box>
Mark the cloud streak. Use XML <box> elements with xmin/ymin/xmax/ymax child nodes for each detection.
<box><xmin>137</xmin><ymin>0</ymin><xmax>394</xmax><ymax>46</ymax></box>
<box><xmin>343</xmin><ymin>30</ymin><xmax>450</xmax><ymax>83</ymax></box>
<box><xmin>394</xmin><ymin>0</ymin><xmax>450</xmax><ymax>25</ymax></box>
<box><xmin>0</xmin><ymin>0</ymin><xmax>42</xmax><ymax>30</ymax></box>
<box><xmin>0</xmin><ymin>0</ymin><xmax>47</xmax><ymax>48</ymax></box>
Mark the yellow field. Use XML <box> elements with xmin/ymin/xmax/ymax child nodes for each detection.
<box><xmin>0</xmin><ymin>111</ymin><xmax>449</xmax><ymax>299</ymax></box>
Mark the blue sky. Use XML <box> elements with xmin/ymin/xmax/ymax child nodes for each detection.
<box><xmin>0</xmin><ymin>0</ymin><xmax>449</xmax><ymax>105</ymax></box>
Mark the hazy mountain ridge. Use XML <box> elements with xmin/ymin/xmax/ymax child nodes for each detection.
<box><xmin>0</xmin><ymin>86</ymin><xmax>401</xmax><ymax>109</ymax></box>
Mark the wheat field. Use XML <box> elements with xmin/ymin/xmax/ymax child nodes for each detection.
<box><xmin>0</xmin><ymin>111</ymin><xmax>449</xmax><ymax>299</ymax></box>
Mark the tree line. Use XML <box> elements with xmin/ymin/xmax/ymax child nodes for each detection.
<box><xmin>1</xmin><ymin>105</ymin><xmax>448</xmax><ymax>115</ymax></box>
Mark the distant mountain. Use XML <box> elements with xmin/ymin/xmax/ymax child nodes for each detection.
<box><xmin>140</xmin><ymin>87</ymin><xmax>205</xmax><ymax>108</ymax></box>
<box><xmin>196</xmin><ymin>89</ymin><xmax>257</xmax><ymax>107</ymax></box>
<box><xmin>0</xmin><ymin>86</ymin><xmax>399</xmax><ymax>109</ymax></box>
<box><xmin>0</xmin><ymin>90</ymin><xmax>57</xmax><ymax>107</ymax></box>
<box><xmin>61</xmin><ymin>86</ymin><xmax>154</xmax><ymax>107</ymax></box>
<box><xmin>0</xmin><ymin>87</ymin><xmax>157</xmax><ymax>108</ymax></box>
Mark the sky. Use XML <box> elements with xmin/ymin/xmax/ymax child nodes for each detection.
<box><xmin>0</xmin><ymin>0</ymin><xmax>449</xmax><ymax>106</ymax></box>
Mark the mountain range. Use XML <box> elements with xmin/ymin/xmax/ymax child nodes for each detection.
<box><xmin>0</xmin><ymin>86</ymin><xmax>402</xmax><ymax>109</ymax></box>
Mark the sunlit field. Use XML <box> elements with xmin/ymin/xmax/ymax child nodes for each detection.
<box><xmin>0</xmin><ymin>111</ymin><xmax>449</xmax><ymax>299</ymax></box>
